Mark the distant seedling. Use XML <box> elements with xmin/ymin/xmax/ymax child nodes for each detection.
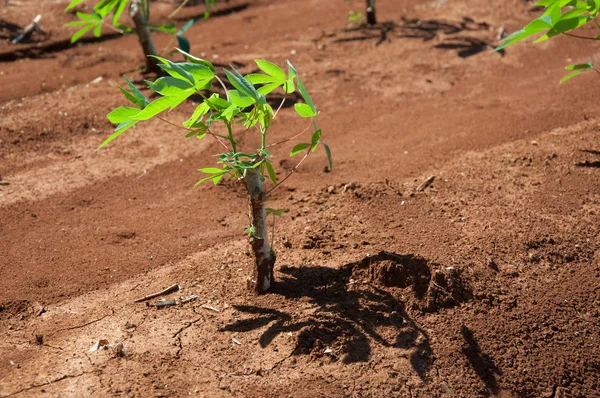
<box><xmin>495</xmin><ymin>0</ymin><xmax>600</xmax><ymax>83</ymax></box>
<box><xmin>103</xmin><ymin>52</ymin><xmax>331</xmax><ymax>293</ymax></box>
<box><xmin>345</xmin><ymin>0</ymin><xmax>377</xmax><ymax>25</ymax></box>
<box><xmin>65</xmin><ymin>0</ymin><xmax>215</xmax><ymax>73</ymax></box>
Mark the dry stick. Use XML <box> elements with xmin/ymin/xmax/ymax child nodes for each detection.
<box><xmin>416</xmin><ymin>175</ymin><xmax>436</xmax><ymax>192</ymax></box>
<box><xmin>134</xmin><ymin>284</ymin><xmax>180</xmax><ymax>303</ymax></box>
<box><xmin>12</xmin><ymin>14</ymin><xmax>42</xmax><ymax>44</ymax></box>
<box><xmin>168</xmin><ymin>0</ymin><xmax>191</xmax><ymax>19</ymax></box>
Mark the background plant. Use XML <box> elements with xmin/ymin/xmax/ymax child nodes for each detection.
<box><xmin>65</xmin><ymin>0</ymin><xmax>215</xmax><ymax>72</ymax></box>
<box><xmin>104</xmin><ymin>51</ymin><xmax>331</xmax><ymax>293</ymax></box>
<box><xmin>344</xmin><ymin>0</ymin><xmax>376</xmax><ymax>25</ymax></box>
<box><xmin>496</xmin><ymin>0</ymin><xmax>600</xmax><ymax>83</ymax></box>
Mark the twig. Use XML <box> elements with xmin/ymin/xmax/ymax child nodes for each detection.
<box><xmin>267</xmin><ymin>150</ymin><xmax>310</xmax><ymax>194</ymax></box>
<box><xmin>416</xmin><ymin>175</ymin><xmax>436</xmax><ymax>192</ymax></box>
<box><xmin>266</xmin><ymin>120</ymin><xmax>312</xmax><ymax>148</ymax></box>
<box><xmin>201</xmin><ymin>304</ymin><xmax>221</xmax><ymax>312</ymax></box>
<box><xmin>157</xmin><ymin>115</ymin><xmax>230</xmax><ymax>149</ymax></box>
<box><xmin>563</xmin><ymin>32</ymin><xmax>598</xmax><ymax>41</ymax></box>
<box><xmin>48</xmin><ymin>314</ymin><xmax>109</xmax><ymax>336</ymax></box>
<box><xmin>168</xmin><ymin>0</ymin><xmax>190</xmax><ymax>19</ymax></box>
<box><xmin>134</xmin><ymin>284</ymin><xmax>180</xmax><ymax>303</ymax></box>
<box><xmin>12</xmin><ymin>14</ymin><xmax>43</xmax><ymax>44</ymax></box>
<box><xmin>272</xmin><ymin>94</ymin><xmax>287</xmax><ymax>119</ymax></box>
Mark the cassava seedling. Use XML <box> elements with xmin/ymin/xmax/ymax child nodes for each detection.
<box><xmin>65</xmin><ymin>0</ymin><xmax>214</xmax><ymax>73</ymax></box>
<box><xmin>345</xmin><ymin>0</ymin><xmax>376</xmax><ymax>25</ymax></box>
<box><xmin>103</xmin><ymin>52</ymin><xmax>332</xmax><ymax>293</ymax></box>
<box><xmin>495</xmin><ymin>0</ymin><xmax>600</xmax><ymax>83</ymax></box>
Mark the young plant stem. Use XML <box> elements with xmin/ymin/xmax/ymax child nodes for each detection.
<box><xmin>130</xmin><ymin>0</ymin><xmax>160</xmax><ymax>73</ymax></box>
<box><xmin>366</xmin><ymin>0</ymin><xmax>377</xmax><ymax>25</ymax></box>
<box><xmin>244</xmin><ymin>167</ymin><xmax>275</xmax><ymax>294</ymax></box>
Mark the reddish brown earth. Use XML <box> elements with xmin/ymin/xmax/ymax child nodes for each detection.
<box><xmin>1</xmin><ymin>0</ymin><xmax>600</xmax><ymax>397</ymax></box>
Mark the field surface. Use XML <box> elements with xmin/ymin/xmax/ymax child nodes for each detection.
<box><xmin>1</xmin><ymin>0</ymin><xmax>600</xmax><ymax>397</ymax></box>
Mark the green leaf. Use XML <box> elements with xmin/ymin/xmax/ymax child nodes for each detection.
<box><xmin>196</xmin><ymin>168</ymin><xmax>227</xmax><ymax>185</ymax></box>
<box><xmin>174</xmin><ymin>49</ymin><xmax>215</xmax><ymax>71</ymax></box>
<box><xmin>229</xmin><ymin>90</ymin><xmax>255</xmax><ymax>108</ymax></box>
<box><xmin>133</xmin><ymin>94</ymin><xmax>188</xmax><ymax>121</ymax></box>
<box><xmin>294</xmin><ymin>103</ymin><xmax>316</xmax><ymax>118</ymax></box>
<box><xmin>149</xmin><ymin>23</ymin><xmax>177</xmax><ymax>34</ymax></box>
<box><xmin>97</xmin><ymin>120</ymin><xmax>139</xmax><ymax>150</ymax></box>
<box><xmin>264</xmin><ymin>160</ymin><xmax>277</xmax><ymax>184</ymax></box>
<box><xmin>65</xmin><ymin>0</ymin><xmax>86</xmax><ymax>11</ymax></box>
<box><xmin>255</xmin><ymin>60</ymin><xmax>286</xmax><ymax>81</ymax></box>
<box><xmin>151</xmin><ymin>56</ymin><xmax>196</xmax><ymax>86</ymax></box>
<box><xmin>560</xmin><ymin>62</ymin><xmax>593</xmax><ymax>83</ymax></box>
<box><xmin>322</xmin><ymin>142</ymin><xmax>332</xmax><ymax>170</ymax></box>
<box><xmin>199</xmin><ymin>167</ymin><xmax>225</xmax><ymax>174</ymax></box>
<box><xmin>177</xmin><ymin>18</ymin><xmax>198</xmax><ymax>35</ymax></box>
<box><xmin>247</xmin><ymin>74</ymin><xmax>276</xmax><ymax>84</ymax></box>
<box><xmin>311</xmin><ymin>128</ymin><xmax>322</xmax><ymax>147</ymax></box>
<box><xmin>146</xmin><ymin>76</ymin><xmax>194</xmax><ymax>96</ymax></box>
<box><xmin>290</xmin><ymin>143</ymin><xmax>310</xmax><ymax>156</ymax></box>
<box><xmin>176</xmin><ymin>35</ymin><xmax>190</xmax><ymax>53</ymax></box>
<box><xmin>257</xmin><ymin>82</ymin><xmax>282</xmax><ymax>95</ymax></box>
<box><xmin>183</xmin><ymin>102</ymin><xmax>211</xmax><ymax>127</ymax></box>
<box><xmin>124</xmin><ymin>76</ymin><xmax>150</xmax><ymax>107</ymax></box>
<box><xmin>69</xmin><ymin>24</ymin><xmax>95</xmax><ymax>43</ymax></box>
<box><xmin>107</xmin><ymin>106</ymin><xmax>140</xmax><ymax>123</ymax></box>
<box><xmin>112</xmin><ymin>0</ymin><xmax>128</xmax><ymax>26</ymax></box>
<box><xmin>224</xmin><ymin>67</ymin><xmax>264</xmax><ymax>103</ymax></box>
<box><xmin>266</xmin><ymin>208</ymin><xmax>288</xmax><ymax>216</ymax></box>
<box><xmin>287</xmin><ymin>61</ymin><xmax>316</xmax><ymax>113</ymax></box>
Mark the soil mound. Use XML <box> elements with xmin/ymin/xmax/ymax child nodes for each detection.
<box><xmin>352</xmin><ymin>251</ymin><xmax>472</xmax><ymax>312</ymax></box>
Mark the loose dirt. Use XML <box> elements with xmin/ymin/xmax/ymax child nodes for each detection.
<box><xmin>1</xmin><ymin>0</ymin><xmax>599</xmax><ymax>397</ymax></box>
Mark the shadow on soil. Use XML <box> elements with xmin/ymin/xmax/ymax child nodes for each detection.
<box><xmin>332</xmin><ymin>17</ymin><xmax>503</xmax><ymax>58</ymax></box>
<box><xmin>576</xmin><ymin>149</ymin><xmax>600</xmax><ymax>168</ymax></box>
<box><xmin>0</xmin><ymin>3</ymin><xmax>250</xmax><ymax>63</ymax></box>
<box><xmin>0</xmin><ymin>19</ymin><xmax>21</xmax><ymax>41</ymax></box>
<box><xmin>222</xmin><ymin>252</ymin><xmax>435</xmax><ymax>379</ymax></box>
<box><xmin>461</xmin><ymin>325</ymin><xmax>502</xmax><ymax>394</ymax></box>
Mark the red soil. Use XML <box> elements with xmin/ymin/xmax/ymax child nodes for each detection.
<box><xmin>1</xmin><ymin>0</ymin><xmax>599</xmax><ymax>397</ymax></box>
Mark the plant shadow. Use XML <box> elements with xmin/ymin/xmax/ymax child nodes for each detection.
<box><xmin>0</xmin><ymin>19</ymin><xmax>21</xmax><ymax>41</ymax></box>
<box><xmin>576</xmin><ymin>149</ymin><xmax>600</xmax><ymax>168</ymax></box>
<box><xmin>222</xmin><ymin>254</ymin><xmax>434</xmax><ymax>379</ymax></box>
<box><xmin>461</xmin><ymin>325</ymin><xmax>502</xmax><ymax>394</ymax></box>
<box><xmin>332</xmin><ymin>16</ymin><xmax>503</xmax><ymax>57</ymax></box>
